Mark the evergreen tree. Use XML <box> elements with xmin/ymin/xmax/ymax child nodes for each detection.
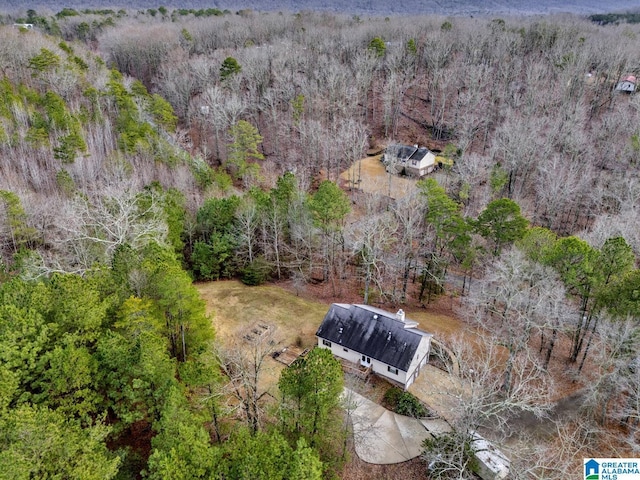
<box><xmin>0</xmin><ymin>405</ymin><xmax>119</xmax><ymax>479</ymax></box>
<box><xmin>279</xmin><ymin>347</ymin><xmax>344</xmax><ymax>449</ymax></box>
<box><xmin>226</xmin><ymin>120</ymin><xmax>264</xmax><ymax>180</ymax></box>
<box><xmin>220</xmin><ymin>56</ymin><xmax>242</xmax><ymax>81</ymax></box>
<box><xmin>475</xmin><ymin>198</ymin><xmax>528</xmax><ymax>255</ymax></box>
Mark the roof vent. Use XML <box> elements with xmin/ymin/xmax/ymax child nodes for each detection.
<box><xmin>387</xmin><ymin>331</ymin><xmax>392</xmax><ymax>341</ymax></box>
<box><xmin>396</xmin><ymin>309</ymin><xmax>405</xmax><ymax>322</ymax></box>
<box><xmin>373</xmin><ymin>314</ymin><xmax>378</xmax><ymax>320</ymax></box>
<box><xmin>338</xmin><ymin>327</ymin><xmax>343</xmax><ymax>334</ymax></box>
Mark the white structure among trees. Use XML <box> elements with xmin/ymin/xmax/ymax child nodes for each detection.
<box><xmin>316</xmin><ymin>304</ymin><xmax>432</xmax><ymax>389</ymax></box>
<box><xmin>615</xmin><ymin>74</ymin><xmax>636</xmax><ymax>93</ymax></box>
<box><xmin>382</xmin><ymin>144</ymin><xmax>437</xmax><ymax>177</ymax></box>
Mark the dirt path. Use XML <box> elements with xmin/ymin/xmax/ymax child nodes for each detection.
<box><xmin>503</xmin><ymin>390</ymin><xmax>586</xmax><ymax>443</ymax></box>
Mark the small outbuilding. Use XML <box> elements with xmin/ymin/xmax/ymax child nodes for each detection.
<box><xmin>615</xmin><ymin>75</ymin><xmax>636</xmax><ymax>93</ymax></box>
<box><xmin>316</xmin><ymin>304</ymin><xmax>432</xmax><ymax>389</ymax></box>
<box><xmin>382</xmin><ymin>144</ymin><xmax>437</xmax><ymax>177</ymax></box>
<box><xmin>471</xmin><ymin>433</ymin><xmax>510</xmax><ymax>480</ymax></box>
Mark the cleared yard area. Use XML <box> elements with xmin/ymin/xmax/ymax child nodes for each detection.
<box><xmin>196</xmin><ymin>280</ymin><xmax>472</xmax><ymax>402</ymax></box>
<box><xmin>340</xmin><ymin>155</ymin><xmax>417</xmax><ymax>199</ymax></box>
<box><xmin>197</xmin><ymin>279</ymin><xmax>328</xmax><ymax>347</ymax></box>
<box><xmin>196</xmin><ymin>280</ymin><xmax>331</xmax><ymax>397</ymax></box>
<box><xmin>196</xmin><ymin>280</ymin><xmax>480</xmax><ymax>474</ymax></box>
<box><xmin>197</xmin><ymin>279</ymin><xmax>469</xmax><ymax>353</ymax></box>
<box><xmin>405</xmin><ymin>304</ymin><xmax>469</xmax><ymax>340</ymax></box>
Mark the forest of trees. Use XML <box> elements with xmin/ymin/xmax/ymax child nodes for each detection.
<box><xmin>2</xmin><ymin>5</ymin><xmax>640</xmax><ymax>479</ymax></box>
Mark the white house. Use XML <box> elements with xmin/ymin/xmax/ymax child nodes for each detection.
<box><xmin>316</xmin><ymin>304</ymin><xmax>432</xmax><ymax>390</ymax></box>
<box><xmin>382</xmin><ymin>144</ymin><xmax>436</xmax><ymax>177</ymax></box>
<box><xmin>615</xmin><ymin>75</ymin><xmax>636</xmax><ymax>93</ymax></box>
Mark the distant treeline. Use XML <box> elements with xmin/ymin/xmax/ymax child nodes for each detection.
<box><xmin>4</xmin><ymin>0</ymin><xmax>640</xmax><ymax>17</ymax></box>
<box><xmin>7</xmin><ymin>6</ymin><xmax>234</xmax><ymax>37</ymax></box>
<box><xmin>589</xmin><ymin>12</ymin><xmax>640</xmax><ymax>25</ymax></box>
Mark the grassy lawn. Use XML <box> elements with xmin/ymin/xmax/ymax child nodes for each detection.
<box><xmin>196</xmin><ymin>280</ymin><xmax>470</xmax><ymax>397</ymax></box>
<box><xmin>197</xmin><ymin>279</ymin><xmax>467</xmax><ymax>347</ymax></box>
<box><xmin>196</xmin><ymin>280</ymin><xmax>332</xmax><ymax>397</ymax></box>
<box><xmin>196</xmin><ymin>279</ymin><xmax>329</xmax><ymax>347</ymax></box>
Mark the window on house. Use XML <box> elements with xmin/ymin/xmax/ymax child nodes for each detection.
<box><xmin>387</xmin><ymin>366</ymin><xmax>398</xmax><ymax>375</ymax></box>
<box><xmin>323</xmin><ymin>339</ymin><xmax>331</xmax><ymax>347</ymax></box>
<box><xmin>361</xmin><ymin>355</ymin><xmax>371</xmax><ymax>364</ymax></box>
<box><xmin>343</xmin><ymin>348</ymin><xmax>348</xmax><ymax>352</ymax></box>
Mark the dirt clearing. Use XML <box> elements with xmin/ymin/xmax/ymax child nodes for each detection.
<box><xmin>340</xmin><ymin>155</ymin><xmax>418</xmax><ymax>199</ymax></box>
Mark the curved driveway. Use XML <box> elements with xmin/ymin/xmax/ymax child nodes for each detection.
<box><xmin>344</xmin><ymin>388</ymin><xmax>451</xmax><ymax>464</ymax></box>
<box><xmin>408</xmin><ymin>364</ymin><xmax>468</xmax><ymax>424</ymax></box>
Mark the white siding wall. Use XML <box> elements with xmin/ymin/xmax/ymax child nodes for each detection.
<box><xmin>617</xmin><ymin>81</ymin><xmax>636</xmax><ymax>92</ymax></box>
<box><xmin>318</xmin><ymin>337</ymin><xmax>361</xmax><ymax>364</ymax></box>
<box><xmin>370</xmin><ymin>357</ymin><xmax>408</xmax><ymax>385</ymax></box>
<box><xmin>422</xmin><ymin>152</ymin><xmax>436</xmax><ymax>169</ymax></box>
<box><xmin>405</xmin><ymin>336</ymin><xmax>432</xmax><ymax>389</ymax></box>
<box><xmin>408</xmin><ymin>152</ymin><xmax>436</xmax><ymax>177</ymax></box>
<box><xmin>317</xmin><ymin>337</ymin><xmax>409</xmax><ymax>386</ymax></box>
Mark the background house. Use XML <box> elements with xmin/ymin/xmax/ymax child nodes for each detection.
<box><xmin>382</xmin><ymin>144</ymin><xmax>437</xmax><ymax>177</ymax></box>
<box><xmin>316</xmin><ymin>303</ymin><xmax>432</xmax><ymax>389</ymax></box>
<box><xmin>616</xmin><ymin>74</ymin><xmax>636</xmax><ymax>93</ymax></box>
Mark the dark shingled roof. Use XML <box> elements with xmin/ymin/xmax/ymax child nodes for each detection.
<box><xmin>316</xmin><ymin>304</ymin><xmax>431</xmax><ymax>371</ymax></box>
<box><xmin>409</xmin><ymin>147</ymin><xmax>429</xmax><ymax>161</ymax></box>
<box><xmin>387</xmin><ymin>144</ymin><xmax>417</xmax><ymax>161</ymax></box>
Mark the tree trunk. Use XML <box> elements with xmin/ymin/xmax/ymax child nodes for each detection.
<box><xmin>401</xmin><ymin>256</ymin><xmax>412</xmax><ymax>302</ymax></box>
<box><xmin>208</xmin><ymin>386</ymin><xmax>221</xmax><ymax>443</ymax></box>
<box><xmin>543</xmin><ymin>328</ymin><xmax>557</xmax><ymax>371</ymax></box>
<box><xmin>578</xmin><ymin>316</ymin><xmax>599</xmax><ymax>374</ymax></box>
<box><xmin>570</xmin><ymin>295</ymin><xmax>591</xmax><ymax>363</ymax></box>
<box><xmin>502</xmin><ymin>352</ymin><xmax>514</xmax><ymax>394</ymax></box>
<box><xmin>181</xmin><ymin>323</ymin><xmax>187</xmax><ymax>362</ymax></box>
<box><xmin>363</xmin><ymin>261</ymin><xmax>371</xmax><ymax>305</ymax></box>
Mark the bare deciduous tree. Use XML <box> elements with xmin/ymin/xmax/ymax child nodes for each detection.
<box><xmin>56</xmin><ymin>186</ymin><xmax>168</xmax><ymax>270</ymax></box>
<box><xmin>423</xmin><ymin>334</ymin><xmax>554</xmax><ymax>479</ymax></box>
<box><xmin>214</xmin><ymin>324</ymin><xmax>279</xmax><ymax>433</ymax></box>
<box><xmin>464</xmin><ymin>248</ymin><xmax>572</xmax><ymax>383</ymax></box>
<box><xmin>346</xmin><ymin>207</ymin><xmax>398</xmax><ymax>304</ymax></box>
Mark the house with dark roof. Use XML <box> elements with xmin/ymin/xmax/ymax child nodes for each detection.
<box><xmin>382</xmin><ymin>144</ymin><xmax>436</xmax><ymax>178</ymax></box>
<box><xmin>316</xmin><ymin>304</ymin><xmax>432</xmax><ymax>389</ymax></box>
